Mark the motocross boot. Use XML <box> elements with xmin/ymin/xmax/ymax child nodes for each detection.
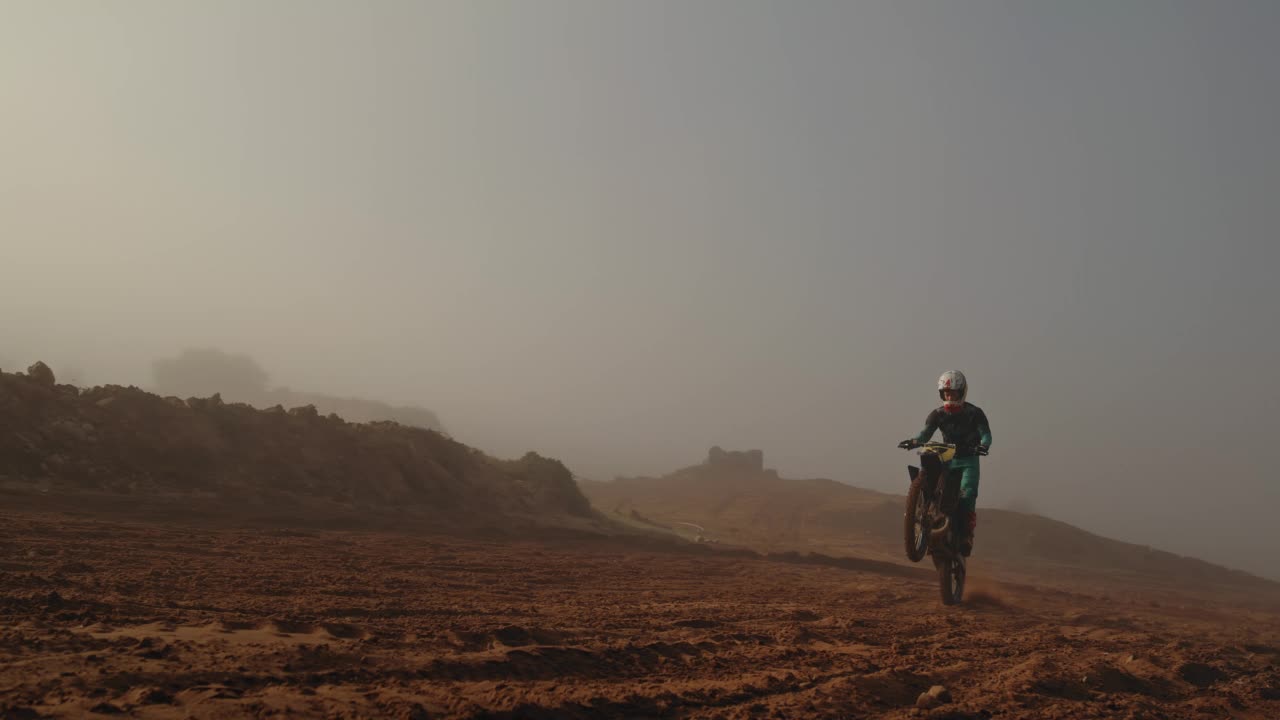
<box><xmin>960</xmin><ymin>511</ymin><xmax>977</xmax><ymax>557</ymax></box>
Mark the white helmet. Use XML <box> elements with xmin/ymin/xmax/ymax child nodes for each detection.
<box><xmin>937</xmin><ymin>370</ymin><xmax>967</xmax><ymax>413</ymax></box>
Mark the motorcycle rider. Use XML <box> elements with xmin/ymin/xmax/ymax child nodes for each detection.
<box><xmin>898</xmin><ymin>371</ymin><xmax>992</xmax><ymax>556</ymax></box>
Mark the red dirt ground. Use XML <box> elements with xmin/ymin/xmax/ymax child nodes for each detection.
<box><xmin>2</xmin><ymin>508</ymin><xmax>1278</xmax><ymax>719</ymax></box>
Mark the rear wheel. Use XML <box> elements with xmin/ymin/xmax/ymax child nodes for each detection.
<box><xmin>936</xmin><ymin>553</ymin><xmax>966</xmax><ymax>605</ymax></box>
<box><xmin>904</xmin><ymin>478</ymin><xmax>929</xmax><ymax>562</ymax></box>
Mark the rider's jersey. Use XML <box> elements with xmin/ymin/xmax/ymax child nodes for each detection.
<box><xmin>915</xmin><ymin>402</ymin><xmax>992</xmax><ymax>459</ymax></box>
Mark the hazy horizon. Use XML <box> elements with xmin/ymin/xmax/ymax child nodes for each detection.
<box><xmin>4</xmin><ymin>2</ymin><xmax>1278</xmax><ymax>579</ymax></box>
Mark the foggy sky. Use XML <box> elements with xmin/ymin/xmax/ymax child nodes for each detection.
<box><xmin>3</xmin><ymin>2</ymin><xmax>1278</xmax><ymax>578</ymax></box>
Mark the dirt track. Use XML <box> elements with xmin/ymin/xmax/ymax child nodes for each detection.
<box><xmin>2</xmin><ymin>510</ymin><xmax>1278</xmax><ymax>719</ymax></box>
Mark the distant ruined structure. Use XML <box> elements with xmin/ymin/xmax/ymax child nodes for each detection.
<box><xmin>705</xmin><ymin>446</ymin><xmax>765</xmax><ymax>474</ymax></box>
<box><xmin>612</xmin><ymin>446</ymin><xmax>777</xmax><ymax>486</ymax></box>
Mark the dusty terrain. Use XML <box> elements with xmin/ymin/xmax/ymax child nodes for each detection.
<box><xmin>4</xmin><ymin>368</ymin><xmax>1279</xmax><ymax>718</ymax></box>
<box><xmin>2</xmin><ymin>507</ymin><xmax>1278</xmax><ymax>720</ymax></box>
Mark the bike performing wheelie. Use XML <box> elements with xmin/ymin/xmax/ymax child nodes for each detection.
<box><xmin>898</xmin><ymin>371</ymin><xmax>992</xmax><ymax>605</ymax></box>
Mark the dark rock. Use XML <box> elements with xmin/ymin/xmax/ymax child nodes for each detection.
<box><xmin>1179</xmin><ymin>662</ymin><xmax>1226</xmax><ymax>688</ymax></box>
<box><xmin>26</xmin><ymin>361</ymin><xmax>55</xmax><ymax>386</ymax></box>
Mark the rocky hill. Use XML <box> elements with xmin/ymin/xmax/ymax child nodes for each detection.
<box><xmin>0</xmin><ymin>362</ymin><xmax>592</xmax><ymax>531</ymax></box>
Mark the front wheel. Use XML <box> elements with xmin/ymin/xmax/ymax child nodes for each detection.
<box><xmin>935</xmin><ymin>553</ymin><xmax>966</xmax><ymax>605</ymax></box>
<box><xmin>904</xmin><ymin>477</ymin><xmax>929</xmax><ymax>562</ymax></box>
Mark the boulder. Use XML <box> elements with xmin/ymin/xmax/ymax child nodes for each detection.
<box><xmin>26</xmin><ymin>361</ymin><xmax>55</xmax><ymax>386</ymax></box>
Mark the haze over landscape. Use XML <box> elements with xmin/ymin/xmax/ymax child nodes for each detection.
<box><xmin>4</xmin><ymin>0</ymin><xmax>1278</xmax><ymax>583</ymax></box>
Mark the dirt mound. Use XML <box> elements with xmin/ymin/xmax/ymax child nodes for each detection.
<box><xmin>0</xmin><ymin>364</ymin><xmax>592</xmax><ymax>528</ymax></box>
<box><xmin>592</xmin><ymin>447</ymin><xmax>894</xmax><ymax>546</ymax></box>
<box><xmin>975</xmin><ymin>509</ymin><xmax>1274</xmax><ymax>595</ymax></box>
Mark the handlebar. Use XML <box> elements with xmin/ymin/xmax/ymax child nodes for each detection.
<box><xmin>898</xmin><ymin>440</ymin><xmax>988</xmax><ymax>456</ymax></box>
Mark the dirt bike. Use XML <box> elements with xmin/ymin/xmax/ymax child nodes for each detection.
<box><xmin>897</xmin><ymin>440</ymin><xmax>987</xmax><ymax>605</ymax></box>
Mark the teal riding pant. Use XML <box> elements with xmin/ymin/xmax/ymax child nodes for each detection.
<box><xmin>949</xmin><ymin>456</ymin><xmax>980</xmax><ymax>514</ymax></box>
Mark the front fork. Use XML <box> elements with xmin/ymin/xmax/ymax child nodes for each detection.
<box><xmin>927</xmin><ymin>461</ymin><xmax>963</xmax><ymax>553</ymax></box>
